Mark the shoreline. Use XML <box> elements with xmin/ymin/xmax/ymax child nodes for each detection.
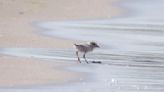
<box><xmin>0</xmin><ymin>0</ymin><xmax>163</xmax><ymax>91</ymax></box>
<box><xmin>0</xmin><ymin>0</ymin><xmax>122</xmax><ymax>87</ymax></box>
<box><xmin>0</xmin><ymin>0</ymin><xmax>122</xmax><ymax>48</ymax></box>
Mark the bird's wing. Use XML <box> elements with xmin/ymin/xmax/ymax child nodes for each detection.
<box><xmin>74</xmin><ymin>44</ymin><xmax>88</xmax><ymax>52</ymax></box>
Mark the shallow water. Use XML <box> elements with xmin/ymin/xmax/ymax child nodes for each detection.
<box><xmin>1</xmin><ymin>0</ymin><xmax>164</xmax><ymax>92</ymax></box>
<box><xmin>0</xmin><ymin>48</ymin><xmax>164</xmax><ymax>92</ymax></box>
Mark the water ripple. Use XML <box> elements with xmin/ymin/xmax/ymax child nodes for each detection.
<box><xmin>0</xmin><ymin>48</ymin><xmax>164</xmax><ymax>68</ymax></box>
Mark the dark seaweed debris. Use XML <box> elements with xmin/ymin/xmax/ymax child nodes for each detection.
<box><xmin>91</xmin><ymin>61</ymin><xmax>102</xmax><ymax>64</ymax></box>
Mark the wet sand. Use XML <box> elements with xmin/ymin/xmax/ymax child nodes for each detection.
<box><xmin>32</xmin><ymin>0</ymin><xmax>164</xmax><ymax>91</ymax></box>
<box><xmin>1</xmin><ymin>0</ymin><xmax>164</xmax><ymax>91</ymax></box>
<box><xmin>0</xmin><ymin>0</ymin><xmax>121</xmax><ymax>87</ymax></box>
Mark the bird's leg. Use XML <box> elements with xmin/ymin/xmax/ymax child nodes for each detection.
<box><xmin>83</xmin><ymin>53</ymin><xmax>88</xmax><ymax>64</ymax></box>
<box><xmin>76</xmin><ymin>51</ymin><xmax>81</xmax><ymax>63</ymax></box>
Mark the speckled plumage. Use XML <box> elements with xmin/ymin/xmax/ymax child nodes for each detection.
<box><xmin>74</xmin><ymin>42</ymin><xmax>99</xmax><ymax>64</ymax></box>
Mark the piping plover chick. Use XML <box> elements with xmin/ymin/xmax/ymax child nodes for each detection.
<box><xmin>74</xmin><ymin>42</ymin><xmax>99</xmax><ymax>64</ymax></box>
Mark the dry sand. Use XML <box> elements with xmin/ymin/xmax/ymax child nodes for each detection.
<box><xmin>0</xmin><ymin>0</ymin><xmax>121</xmax><ymax>48</ymax></box>
<box><xmin>0</xmin><ymin>55</ymin><xmax>79</xmax><ymax>87</ymax></box>
<box><xmin>0</xmin><ymin>0</ymin><xmax>121</xmax><ymax>87</ymax></box>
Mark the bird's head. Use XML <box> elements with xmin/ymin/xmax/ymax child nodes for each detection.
<box><xmin>89</xmin><ymin>42</ymin><xmax>100</xmax><ymax>48</ymax></box>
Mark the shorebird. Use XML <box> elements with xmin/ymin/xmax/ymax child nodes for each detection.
<box><xmin>74</xmin><ymin>42</ymin><xmax>100</xmax><ymax>64</ymax></box>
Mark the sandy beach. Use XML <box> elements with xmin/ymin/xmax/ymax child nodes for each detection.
<box><xmin>0</xmin><ymin>56</ymin><xmax>79</xmax><ymax>87</ymax></box>
<box><xmin>0</xmin><ymin>0</ymin><xmax>120</xmax><ymax>48</ymax></box>
<box><xmin>1</xmin><ymin>0</ymin><xmax>164</xmax><ymax>91</ymax></box>
<box><xmin>0</xmin><ymin>0</ymin><xmax>121</xmax><ymax>87</ymax></box>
